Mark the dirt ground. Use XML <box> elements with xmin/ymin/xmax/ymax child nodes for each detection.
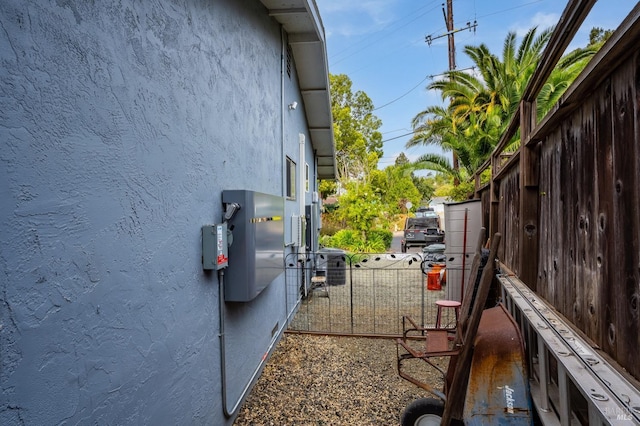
<box><xmin>234</xmin><ymin>333</ymin><xmax>447</xmax><ymax>426</ymax></box>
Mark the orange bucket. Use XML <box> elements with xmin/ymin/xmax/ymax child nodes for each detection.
<box><xmin>426</xmin><ymin>264</ymin><xmax>442</xmax><ymax>291</ymax></box>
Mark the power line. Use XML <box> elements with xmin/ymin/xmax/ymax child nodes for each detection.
<box><xmin>373</xmin><ymin>76</ymin><xmax>430</xmax><ymax>111</ymax></box>
<box><xmin>372</xmin><ymin>65</ymin><xmax>476</xmax><ymax>112</ymax></box>
<box><xmin>382</xmin><ymin>127</ymin><xmax>412</xmax><ymax>135</ymax></box>
<box><xmin>329</xmin><ymin>0</ymin><xmax>546</xmax><ymax>70</ymax></box>
<box><xmin>330</xmin><ymin>0</ymin><xmax>551</xmax><ymax>142</ymax></box>
<box><xmin>329</xmin><ymin>5</ymin><xmax>444</xmax><ymax>65</ymax></box>
<box><xmin>428</xmin><ymin>66</ymin><xmax>476</xmax><ymax>79</ymax></box>
<box><xmin>381</xmin><ymin>131</ymin><xmax>416</xmax><ymax>144</ymax></box>
<box><xmin>476</xmin><ymin>0</ymin><xmax>544</xmax><ymax>20</ymax></box>
<box><xmin>329</xmin><ymin>1</ymin><xmax>441</xmax><ymax>65</ymax></box>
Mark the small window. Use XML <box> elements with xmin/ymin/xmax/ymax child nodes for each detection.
<box><xmin>286</xmin><ymin>156</ymin><xmax>296</xmax><ymax>199</ymax></box>
<box><xmin>305</xmin><ymin>163</ymin><xmax>309</xmax><ymax>192</ymax></box>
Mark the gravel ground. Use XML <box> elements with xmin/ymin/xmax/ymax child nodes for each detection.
<box><xmin>234</xmin><ymin>333</ymin><xmax>447</xmax><ymax>426</ymax></box>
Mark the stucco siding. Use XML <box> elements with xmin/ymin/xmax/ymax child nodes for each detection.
<box><xmin>0</xmin><ymin>0</ymin><xmax>305</xmax><ymax>424</ymax></box>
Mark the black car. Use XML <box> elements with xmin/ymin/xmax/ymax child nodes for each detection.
<box><xmin>400</xmin><ymin>212</ymin><xmax>444</xmax><ymax>252</ymax></box>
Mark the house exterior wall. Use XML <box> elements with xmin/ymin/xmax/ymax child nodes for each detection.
<box><xmin>0</xmin><ymin>0</ymin><xmax>319</xmax><ymax>424</ymax></box>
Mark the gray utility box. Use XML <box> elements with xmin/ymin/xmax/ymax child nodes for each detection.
<box><xmin>202</xmin><ymin>223</ymin><xmax>229</xmax><ymax>270</ymax></box>
<box><xmin>222</xmin><ymin>190</ymin><xmax>284</xmax><ymax>302</ymax></box>
<box><xmin>443</xmin><ymin>199</ymin><xmax>482</xmax><ymax>302</ymax></box>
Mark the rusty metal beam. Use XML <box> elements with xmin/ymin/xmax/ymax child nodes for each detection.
<box><xmin>441</xmin><ymin>233</ymin><xmax>502</xmax><ymax>424</ymax></box>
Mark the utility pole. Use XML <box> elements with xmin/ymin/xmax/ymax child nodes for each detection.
<box><xmin>445</xmin><ymin>0</ymin><xmax>459</xmax><ymax>181</ymax></box>
<box><xmin>425</xmin><ymin>1</ymin><xmax>477</xmax><ymax>185</ymax></box>
<box><xmin>445</xmin><ymin>0</ymin><xmax>456</xmax><ymax>72</ymax></box>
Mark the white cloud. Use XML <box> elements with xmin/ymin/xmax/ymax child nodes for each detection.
<box><xmin>317</xmin><ymin>0</ymin><xmax>400</xmax><ymax>38</ymax></box>
<box><xmin>512</xmin><ymin>12</ymin><xmax>559</xmax><ymax>36</ymax></box>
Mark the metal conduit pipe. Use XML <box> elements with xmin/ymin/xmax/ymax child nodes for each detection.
<box><xmin>219</xmin><ymin>269</ymin><xmax>289</xmax><ymax>417</ymax></box>
<box><xmin>281</xmin><ymin>27</ymin><xmax>288</xmax><ymax>313</ymax></box>
<box><xmin>280</xmin><ymin>26</ymin><xmax>286</xmax><ymax>200</ymax></box>
<box><xmin>220</xmin><ymin>27</ymin><xmax>301</xmax><ymax>418</ymax></box>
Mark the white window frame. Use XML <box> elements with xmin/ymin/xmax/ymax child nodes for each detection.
<box><xmin>286</xmin><ymin>156</ymin><xmax>296</xmax><ymax>200</ymax></box>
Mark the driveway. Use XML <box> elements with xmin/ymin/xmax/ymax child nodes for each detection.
<box><xmin>390</xmin><ymin>231</ymin><xmax>423</xmax><ymax>254</ymax></box>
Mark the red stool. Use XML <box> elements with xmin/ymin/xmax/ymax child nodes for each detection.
<box><xmin>435</xmin><ymin>300</ymin><xmax>461</xmax><ymax>329</ymax></box>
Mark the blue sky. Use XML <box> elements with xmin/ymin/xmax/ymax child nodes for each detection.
<box><xmin>314</xmin><ymin>0</ymin><xmax>633</xmax><ymax>169</ymax></box>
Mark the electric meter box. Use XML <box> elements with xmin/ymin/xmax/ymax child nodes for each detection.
<box><xmin>222</xmin><ymin>190</ymin><xmax>284</xmax><ymax>302</ymax></box>
<box><xmin>202</xmin><ymin>223</ymin><xmax>229</xmax><ymax>270</ymax></box>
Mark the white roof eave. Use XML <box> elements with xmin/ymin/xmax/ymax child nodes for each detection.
<box><xmin>260</xmin><ymin>0</ymin><xmax>337</xmax><ymax>180</ymax></box>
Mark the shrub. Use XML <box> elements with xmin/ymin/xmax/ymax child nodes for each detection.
<box><xmin>320</xmin><ymin>211</ymin><xmax>343</xmax><ymax>236</ymax></box>
<box><xmin>366</xmin><ymin>229</ymin><xmax>393</xmax><ymax>250</ymax></box>
<box><xmin>328</xmin><ymin>229</ymin><xmax>361</xmax><ymax>248</ymax></box>
<box><xmin>319</xmin><ymin>229</ymin><xmax>389</xmax><ymax>253</ymax></box>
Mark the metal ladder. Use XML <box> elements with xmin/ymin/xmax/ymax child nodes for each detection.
<box><xmin>498</xmin><ymin>273</ymin><xmax>640</xmax><ymax>425</ymax></box>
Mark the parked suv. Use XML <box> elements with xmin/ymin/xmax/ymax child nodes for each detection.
<box><xmin>401</xmin><ymin>209</ymin><xmax>444</xmax><ymax>252</ymax></box>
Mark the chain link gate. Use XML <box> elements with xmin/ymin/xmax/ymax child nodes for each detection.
<box><xmin>285</xmin><ymin>251</ymin><xmax>457</xmax><ymax>337</ymax></box>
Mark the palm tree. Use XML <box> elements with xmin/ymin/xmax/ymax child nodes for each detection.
<box><xmin>409</xmin><ymin>26</ymin><xmax>597</xmax><ymax>179</ymax></box>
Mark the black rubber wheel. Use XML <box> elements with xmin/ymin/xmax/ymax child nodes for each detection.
<box><xmin>400</xmin><ymin>398</ymin><xmax>444</xmax><ymax>426</ymax></box>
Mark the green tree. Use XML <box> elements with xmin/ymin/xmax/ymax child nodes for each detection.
<box><xmin>394</xmin><ymin>152</ymin><xmax>411</xmax><ymax>166</ymax></box>
<box><xmin>408</xmin><ymin>105</ymin><xmax>483</xmax><ymax>181</ymax></box>
<box><xmin>382</xmin><ymin>163</ymin><xmax>421</xmax><ymax>214</ymax></box>
<box><xmin>369</xmin><ymin>168</ymin><xmax>388</xmax><ymax>199</ymax></box>
<box><xmin>330</xmin><ymin>74</ymin><xmax>383</xmax><ymax>182</ymax></box>
<box><xmin>408</xmin><ymin>26</ymin><xmax>597</xmax><ymax>180</ymax></box>
<box><xmin>412</xmin><ymin>175</ymin><xmax>436</xmax><ymax>204</ymax></box>
<box><xmin>588</xmin><ymin>27</ymin><xmax>613</xmax><ymax>47</ymax></box>
<box><xmin>336</xmin><ymin>180</ymin><xmax>385</xmax><ymax>236</ymax></box>
<box><xmin>318</xmin><ymin>180</ymin><xmax>337</xmax><ymax>200</ymax></box>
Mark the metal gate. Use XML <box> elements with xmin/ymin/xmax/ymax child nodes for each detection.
<box><xmin>285</xmin><ymin>251</ymin><xmax>457</xmax><ymax>336</ymax></box>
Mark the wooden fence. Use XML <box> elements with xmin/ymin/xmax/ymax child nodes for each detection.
<box><xmin>473</xmin><ymin>2</ymin><xmax>640</xmax><ymax>382</ymax></box>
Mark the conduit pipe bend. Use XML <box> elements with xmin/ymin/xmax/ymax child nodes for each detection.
<box><xmin>218</xmin><ymin>269</ymin><xmax>288</xmax><ymax>418</ymax></box>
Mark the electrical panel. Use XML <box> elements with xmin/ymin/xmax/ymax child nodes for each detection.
<box><xmin>305</xmin><ymin>203</ymin><xmax>320</xmax><ymax>251</ymax></box>
<box><xmin>291</xmin><ymin>214</ymin><xmax>306</xmax><ymax>247</ymax></box>
<box><xmin>202</xmin><ymin>223</ymin><xmax>229</xmax><ymax>270</ymax></box>
<box><xmin>222</xmin><ymin>190</ymin><xmax>284</xmax><ymax>302</ymax></box>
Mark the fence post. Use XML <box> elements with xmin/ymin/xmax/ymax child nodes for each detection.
<box><xmin>349</xmin><ymin>254</ymin><xmax>354</xmax><ymax>334</ymax></box>
<box><xmin>518</xmin><ymin>100</ymin><xmax>540</xmax><ymax>291</ymax></box>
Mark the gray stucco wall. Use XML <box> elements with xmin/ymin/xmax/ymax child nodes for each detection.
<box><xmin>1</xmin><ymin>0</ymin><xmax>311</xmax><ymax>424</ymax></box>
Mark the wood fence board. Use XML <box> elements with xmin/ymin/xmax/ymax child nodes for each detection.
<box><xmin>560</xmin><ymin>118</ymin><xmax>575</xmax><ymax>320</ymax></box>
<box><xmin>498</xmin><ymin>168</ymin><xmax>520</xmax><ymax>273</ymax></box>
<box><xmin>609</xmin><ymin>57</ymin><xmax>639</xmax><ymax>377</ymax></box>
<box><xmin>537</xmin><ymin>129</ymin><xmax>554</xmax><ymax>305</ymax></box>
<box><xmin>578</xmin><ymin>96</ymin><xmax>599</xmax><ymax>341</ymax></box>
<box><xmin>595</xmin><ymin>75</ymin><xmax>615</xmax><ymax>356</ymax></box>
<box><xmin>476</xmin><ymin>12</ymin><xmax>640</xmax><ymax>381</ymax></box>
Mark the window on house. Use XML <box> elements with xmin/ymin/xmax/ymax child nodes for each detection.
<box><xmin>305</xmin><ymin>163</ymin><xmax>309</xmax><ymax>192</ymax></box>
<box><xmin>286</xmin><ymin>156</ymin><xmax>296</xmax><ymax>199</ymax></box>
